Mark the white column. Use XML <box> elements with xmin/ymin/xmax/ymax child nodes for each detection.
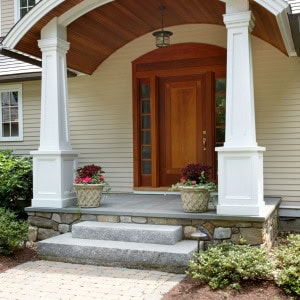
<box><xmin>216</xmin><ymin>0</ymin><xmax>265</xmax><ymax>216</ymax></box>
<box><xmin>30</xmin><ymin>18</ymin><xmax>78</xmax><ymax>208</ymax></box>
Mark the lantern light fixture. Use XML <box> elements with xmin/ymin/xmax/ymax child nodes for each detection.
<box><xmin>152</xmin><ymin>5</ymin><xmax>173</xmax><ymax>48</ymax></box>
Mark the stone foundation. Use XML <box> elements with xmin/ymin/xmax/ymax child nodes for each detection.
<box><xmin>27</xmin><ymin>207</ymin><xmax>279</xmax><ymax>249</ymax></box>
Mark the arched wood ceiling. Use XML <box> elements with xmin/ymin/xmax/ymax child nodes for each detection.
<box><xmin>12</xmin><ymin>0</ymin><xmax>287</xmax><ymax>75</ymax></box>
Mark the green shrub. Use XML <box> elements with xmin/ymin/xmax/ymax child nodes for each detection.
<box><xmin>0</xmin><ymin>150</ymin><xmax>32</xmax><ymax>216</ymax></box>
<box><xmin>275</xmin><ymin>234</ymin><xmax>300</xmax><ymax>296</ymax></box>
<box><xmin>187</xmin><ymin>242</ymin><xmax>273</xmax><ymax>290</ymax></box>
<box><xmin>0</xmin><ymin>208</ymin><xmax>29</xmax><ymax>255</ymax></box>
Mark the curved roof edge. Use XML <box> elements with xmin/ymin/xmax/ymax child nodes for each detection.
<box><xmin>58</xmin><ymin>0</ymin><xmax>114</xmax><ymax>27</ymax></box>
<box><xmin>2</xmin><ymin>0</ymin><xmax>297</xmax><ymax>58</ymax></box>
<box><xmin>255</xmin><ymin>0</ymin><xmax>296</xmax><ymax>56</ymax></box>
<box><xmin>3</xmin><ymin>0</ymin><xmax>64</xmax><ymax>49</ymax></box>
<box><xmin>3</xmin><ymin>0</ymin><xmax>115</xmax><ymax>50</ymax></box>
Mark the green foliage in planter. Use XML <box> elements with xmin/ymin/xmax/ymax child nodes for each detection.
<box><xmin>0</xmin><ymin>208</ymin><xmax>29</xmax><ymax>255</ymax></box>
<box><xmin>187</xmin><ymin>242</ymin><xmax>273</xmax><ymax>290</ymax></box>
<box><xmin>0</xmin><ymin>150</ymin><xmax>32</xmax><ymax>216</ymax></box>
<box><xmin>275</xmin><ymin>234</ymin><xmax>300</xmax><ymax>296</ymax></box>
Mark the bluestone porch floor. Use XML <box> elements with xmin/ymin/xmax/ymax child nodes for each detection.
<box><xmin>26</xmin><ymin>193</ymin><xmax>280</xmax><ymax>222</ymax></box>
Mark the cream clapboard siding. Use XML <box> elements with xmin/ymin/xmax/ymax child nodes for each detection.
<box><xmin>253</xmin><ymin>38</ymin><xmax>300</xmax><ymax>207</ymax></box>
<box><xmin>0</xmin><ymin>0</ymin><xmax>14</xmax><ymax>37</ymax></box>
<box><xmin>0</xmin><ymin>80</ymin><xmax>40</xmax><ymax>154</ymax></box>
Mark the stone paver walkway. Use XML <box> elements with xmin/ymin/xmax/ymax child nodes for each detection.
<box><xmin>0</xmin><ymin>260</ymin><xmax>184</xmax><ymax>300</ymax></box>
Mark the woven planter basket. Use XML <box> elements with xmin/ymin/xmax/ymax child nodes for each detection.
<box><xmin>74</xmin><ymin>184</ymin><xmax>104</xmax><ymax>208</ymax></box>
<box><xmin>179</xmin><ymin>186</ymin><xmax>209</xmax><ymax>212</ymax></box>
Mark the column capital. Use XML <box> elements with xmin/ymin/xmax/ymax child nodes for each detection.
<box><xmin>220</xmin><ymin>0</ymin><xmax>249</xmax><ymax>13</ymax></box>
<box><xmin>223</xmin><ymin>10</ymin><xmax>255</xmax><ymax>32</ymax></box>
<box><xmin>38</xmin><ymin>37</ymin><xmax>70</xmax><ymax>54</ymax></box>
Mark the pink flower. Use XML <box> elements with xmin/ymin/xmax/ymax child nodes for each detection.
<box><xmin>181</xmin><ymin>177</ymin><xmax>186</xmax><ymax>184</ymax></box>
<box><xmin>82</xmin><ymin>176</ymin><xmax>92</xmax><ymax>183</ymax></box>
<box><xmin>100</xmin><ymin>175</ymin><xmax>104</xmax><ymax>181</ymax></box>
<box><xmin>191</xmin><ymin>181</ymin><xmax>196</xmax><ymax>185</ymax></box>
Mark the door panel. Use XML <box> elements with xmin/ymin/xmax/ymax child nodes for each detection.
<box><xmin>159</xmin><ymin>75</ymin><xmax>206</xmax><ymax>186</ymax></box>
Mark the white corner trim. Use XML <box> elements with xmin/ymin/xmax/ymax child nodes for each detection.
<box><xmin>58</xmin><ymin>0</ymin><xmax>114</xmax><ymax>27</ymax></box>
<box><xmin>254</xmin><ymin>0</ymin><xmax>296</xmax><ymax>56</ymax></box>
<box><xmin>254</xmin><ymin>0</ymin><xmax>290</xmax><ymax>14</ymax></box>
<box><xmin>3</xmin><ymin>0</ymin><xmax>65</xmax><ymax>49</ymax></box>
<box><xmin>279</xmin><ymin>206</ymin><xmax>300</xmax><ymax>217</ymax></box>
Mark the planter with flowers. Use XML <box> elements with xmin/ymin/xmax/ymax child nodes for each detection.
<box><xmin>171</xmin><ymin>163</ymin><xmax>217</xmax><ymax>213</ymax></box>
<box><xmin>74</xmin><ymin>164</ymin><xmax>110</xmax><ymax>208</ymax></box>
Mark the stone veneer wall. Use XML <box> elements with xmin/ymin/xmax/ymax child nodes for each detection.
<box><xmin>27</xmin><ymin>208</ymin><xmax>278</xmax><ymax>250</ymax></box>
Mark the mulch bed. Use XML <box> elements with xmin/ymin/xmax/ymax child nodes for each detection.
<box><xmin>162</xmin><ymin>277</ymin><xmax>293</xmax><ymax>300</ymax></box>
<box><xmin>0</xmin><ymin>246</ymin><xmax>37</xmax><ymax>273</ymax></box>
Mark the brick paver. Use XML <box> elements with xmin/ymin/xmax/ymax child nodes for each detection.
<box><xmin>0</xmin><ymin>261</ymin><xmax>184</xmax><ymax>300</ymax></box>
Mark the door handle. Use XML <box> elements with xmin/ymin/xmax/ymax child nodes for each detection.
<box><xmin>203</xmin><ymin>137</ymin><xmax>207</xmax><ymax>151</ymax></box>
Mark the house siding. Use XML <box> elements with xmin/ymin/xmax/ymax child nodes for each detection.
<box><xmin>0</xmin><ymin>0</ymin><xmax>14</xmax><ymax>37</ymax></box>
<box><xmin>0</xmin><ymin>24</ymin><xmax>300</xmax><ymax>206</ymax></box>
<box><xmin>0</xmin><ymin>80</ymin><xmax>40</xmax><ymax>154</ymax></box>
<box><xmin>253</xmin><ymin>38</ymin><xmax>300</xmax><ymax>208</ymax></box>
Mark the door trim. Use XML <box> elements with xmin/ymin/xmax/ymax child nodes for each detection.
<box><xmin>132</xmin><ymin>43</ymin><xmax>226</xmax><ymax>188</ymax></box>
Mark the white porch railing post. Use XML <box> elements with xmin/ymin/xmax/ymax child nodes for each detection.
<box><xmin>30</xmin><ymin>18</ymin><xmax>79</xmax><ymax>208</ymax></box>
<box><xmin>216</xmin><ymin>0</ymin><xmax>265</xmax><ymax>216</ymax></box>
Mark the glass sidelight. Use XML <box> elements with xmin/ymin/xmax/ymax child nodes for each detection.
<box><xmin>140</xmin><ymin>80</ymin><xmax>152</xmax><ymax>175</ymax></box>
<box><xmin>215</xmin><ymin>78</ymin><xmax>226</xmax><ymax>147</ymax></box>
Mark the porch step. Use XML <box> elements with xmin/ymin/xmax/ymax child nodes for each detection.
<box><xmin>72</xmin><ymin>221</ymin><xmax>183</xmax><ymax>245</ymax></box>
<box><xmin>37</xmin><ymin>233</ymin><xmax>197</xmax><ymax>273</ymax></box>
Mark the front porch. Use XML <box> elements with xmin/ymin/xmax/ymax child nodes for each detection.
<box><xmin>26</xmin><ymin>194</ymin><xmax>280</xmax><ymax>249</ymax></box>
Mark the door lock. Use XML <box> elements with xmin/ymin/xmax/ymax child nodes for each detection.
<box><xmin>203</xmin><ymin>137</ymin><xmax>207</xmax><ymax>151</ymax></box>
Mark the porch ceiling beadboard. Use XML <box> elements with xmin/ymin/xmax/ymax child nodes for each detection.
<box><xmin>7</xmin><ymin>0</ymin><xmax>287</xmax><ymax>75</ymax></box>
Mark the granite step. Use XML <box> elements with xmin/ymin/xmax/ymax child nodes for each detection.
<box><xmin>37</xmin><ymin>233</ymin><xmax>197</xmax><ymax>273</ymax></box>
<box><xmin>72</xmin><ymin>221</ymin><xmax>183</xmax><ymax>245</ymax></box>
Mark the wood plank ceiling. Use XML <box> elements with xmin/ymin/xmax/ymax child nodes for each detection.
<box><xmin>14</xmin><ymin>0</ymin><xmax>287</xmax><ymax>75</ymax></box>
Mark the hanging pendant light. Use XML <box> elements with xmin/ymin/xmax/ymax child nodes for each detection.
<box><xmin>152</xmin><ymin>5</ymin><xmax>173</xmax><ymax>48</ymax></box>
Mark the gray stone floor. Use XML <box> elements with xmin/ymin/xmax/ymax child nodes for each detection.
<box><xmin>26</xmin><ymin>193</ymin><xmax>280</xmax><ymax>222</ymax></box>
<box><xmin>0</xmin><ymin>260</ymin><xmax>185</xmax><ymax>300</ymax></box>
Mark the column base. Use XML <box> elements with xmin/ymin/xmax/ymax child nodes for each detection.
<box><xmin>30</xmin><ymin>150</ymin><xmax>79</xmax><ymax>208</ymax></box>
<box><xmin>217</xmin><ymin>204</ymin><xmax>264</xmax><ymax>216</ymax></box>
<box><xmin>31</xmin><ymin>197</ymin><xmax>76</xmax><ymax>208</ymax></box>
<box><xmin>216</xmin><ymin>146</ymin><xmax>265</xmax><ymax>216</ymax></box>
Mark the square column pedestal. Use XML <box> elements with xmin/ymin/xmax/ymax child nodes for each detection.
<box><xmin>31</xmin><ymin>150</ymin><xmax>79</xmax><ymax>208</ymax></box>
<box><xmin>216</xmin><ymin>147</ymin><xmax>266</xmax><ymax>216</ymax></box>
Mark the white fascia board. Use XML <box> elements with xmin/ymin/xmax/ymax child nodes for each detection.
<box><xmin>3</xmin><ymin>0</ymin><xmax>115</xmax><ymax>50</ymax></box>
<box><xmin>254</xmin><ymin>0</ymin><xmax>297</xmax><ymax>56</ymax></box>
<box><xmin>3</xmin><ymin>0</ymin><xmax>64</xmax><ymax>49</ymax></box>
<box><xmin>254</xmin><ymin>0</ymin><xmax>291</xmax><ymax>14</ymax></box>
<box><xmin>58</xmin><ymin>0</ymin><xmax>114</xmax><ymax>27</ymax></box>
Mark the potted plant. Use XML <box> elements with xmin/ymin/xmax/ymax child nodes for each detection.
<box><xmin>171</xmin><ymin>163</ymin><xmax>217</xmax><ymax>213</ymax></box>
<box><xmin>74</xmin><ymin>164</ymin><xmax>110</xmax><ymax>208</ymax></box>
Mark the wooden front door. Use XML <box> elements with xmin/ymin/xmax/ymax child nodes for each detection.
<box><xmin>159</xmin><ymin>74</ymin><xmax>211</xmax><ymax>186</ymax></box>
<box><xmin>132</xmin><ymin>43</ymin><xmax>226</xmax><ymax>189</ymax></box>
